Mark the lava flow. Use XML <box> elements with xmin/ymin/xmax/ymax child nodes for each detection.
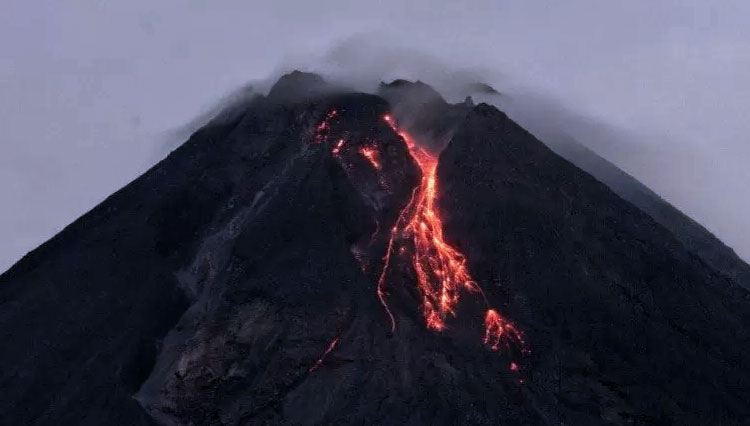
<box><xmin>312</xmin><ymin>109</ymin><xmax>526</xmax><ymax>359</ymax></box>
<box><xmin>308</xmin><ymin>338</ymin><xmax>340</xmax><ymax>373</ymax></box>
<box><xmin>359</xmin><ymin>146</ymin><xmax>381</xmax><ymax>169</ymax></box>
<box><xmin>378</xmin><ymin>114</ymin><xmax>526</xmax><ymax>355</ymax></box>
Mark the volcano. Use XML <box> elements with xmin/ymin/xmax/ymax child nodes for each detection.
<box><xmin>1</xmin><ymin>72</ymin><xmax>749</xmax><ymax>425</ymax></box>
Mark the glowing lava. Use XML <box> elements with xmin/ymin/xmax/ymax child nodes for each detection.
<box><xmin>332</xmin><ymin>138</ymin><xmax>346</xmax><ymax>155</ymax></box>
<box><xmin>311</xmin><ymin>110</ymin><xmax>527</xmax><ymax>361</ymax></box>
<box><xmin>483</xmin><ymin>309</ymin><xmax>524</xmax><ymax>352</ymax></box>
<box><xmin>359</xmin><ymin>146</ymin><xmax>381</xmax><ymax>169</ymax></box>
<box><xmin>308</xmin><ymin>338</ymin><xmax>340</xmax><ymax>372</ymax></box>
<box><xmin>379</xmin><ymin>114</ymin><xmax>526</xmax><ymax>355</ymax></box>
<box><xmin>314</xmin><ymin>109</ymin><xmax>338</xmax><ymax>143</ymax></box>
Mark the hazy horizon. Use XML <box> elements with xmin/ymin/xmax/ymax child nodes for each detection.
<box><xmin>2</xmin><ymin>1</ymin><xmax>749</xmax><ymax>272</ymax></box>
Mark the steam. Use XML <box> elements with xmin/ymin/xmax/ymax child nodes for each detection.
<box><xmin>159</xmin><ymin>83</ymin><xmax>257</xmax><ymax>155</ymax></box>
<box><xmin>272</xmin><ymin>37</ymin><xmax>750</xmax><ymax>263</ymax></box>
<box><xmin>151</xmin><ymin>34</ymin><xmax>749</xmax><ymax>265</ymax></box>
<box><xmin>146</xmin><ymin>34</ymin><xmax>750</xmax><ymax>265</ymax></box>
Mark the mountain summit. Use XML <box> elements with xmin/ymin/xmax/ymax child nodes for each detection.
<box><xmin>2</xmin><ymin>72</ymin><xmax>749</xmax><ymax>425</ymax></box>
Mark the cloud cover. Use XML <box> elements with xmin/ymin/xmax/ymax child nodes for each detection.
<box><xmin>2</xmin><ymin>0</ymin><xmax>749</xmax><ymax>272</ymax></box>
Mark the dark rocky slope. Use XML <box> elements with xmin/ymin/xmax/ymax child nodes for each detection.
<box><xmin>545</xmin><ymin>136</ymin><xmax>750</xmax><ymax>291</ymax></box>
<box><xmin>1</xmin><ymin>73</ymin><xmax>748</xmax><ymax>425</ymax></box>
<box><xmin>438</xmin><ymin>104</ymin><xmax>750</xmax><ymax>425</ymax></box>
<box><xmin>484</xmin><ymin>92</ymin><xmax>750</xmax><ymax>291</ymax></box>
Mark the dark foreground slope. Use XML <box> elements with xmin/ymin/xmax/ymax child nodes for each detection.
<box><xmin>1</xmin><ymin>73</ymin><xmax>749</xmax><ymax>425</ymax></box>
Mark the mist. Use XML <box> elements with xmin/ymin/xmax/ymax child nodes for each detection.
<box><xmin>2</xmin><ymin>0</ymin><xmax>749</xmax><ymax>272</ymax></box>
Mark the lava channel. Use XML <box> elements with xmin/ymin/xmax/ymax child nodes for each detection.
<box><xmin>309</xmin><ymin>338</ymin><xmax>340</xmax><ymax>373</ymax></box>
<box><xmin>377</xmin><ymin>114</ymin><xmax>527</xmax><ymax>356</ymax></box>
<box><xmin>311</xmin><ymin>109</ymin><xmax>527</xmax><ymax>363</ymax></box>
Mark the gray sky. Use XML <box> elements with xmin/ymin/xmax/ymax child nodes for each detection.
<box><xmin>2</xmin><ymin>0</ymin><xmax>749</xmax><ymax>272</ymax></box>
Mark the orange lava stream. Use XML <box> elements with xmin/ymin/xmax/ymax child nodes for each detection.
<box><xmin>379</xmin><ymin>114</ymin><xmax>525</xmax><ymax>354</ymax></box>
<box><xmin>308</xmin><ymin>338</ymin><xmax>340</xmax><ymax>372</ymax></box>
<box><xmin>312</xmin><ymin>109</ymin><xmax>527</xmax><ymax>361</ymax></box>
<box><xmin>359</xmin><ymin>146</ymin><xmax>381</xmax><ymax>169</ymax></box>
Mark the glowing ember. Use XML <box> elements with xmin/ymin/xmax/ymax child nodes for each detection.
<box><xmin>379</xmin><ymin>114</ymin><xmax>526</xmax><ymax>357</ymax></box>
<box><xmin>359</xmin><ymin>146</ymin><xmax>381</xmax><ymax>169</ymax></box>
<box><xmin>332</xmin><ymin>138</ymin><xmax>346</xmax><ymax>155</ymax></box>
<box><xmin>308</xmin><ymin>338</ymin><xmax>340</xmax><ymax>372</ymax></box>
<box><xmin>482</xmin><ymin>309</ymin><xmax>524</xmax><ymax>352</ymax></box>
<box><xmin>314</xmin><ymin>109</ymin><xmax>338</xmax><ymax>143</ymax></box>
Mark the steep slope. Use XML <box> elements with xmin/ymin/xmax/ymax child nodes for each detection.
<box><xmin>438</xmin><ymin>104</ymin><xmax>750</xmax><ymax>425</ymax></box>
<box><xmin>1</xmin><ymin>73</ymin><xmax>749</xmax><ymax>425</ymax></box>
<box><xmin>0</xmin><ymin>73</ymin><xmax>419</xmax><ymax>424</ymax></box>
<box><xmin>547</xmin><ymin>136</ymin><xmax>750</xmax><ymax>290</ymax></box>
<box><xmin>483</xmin><ymin>91</ymin><xmax>750</xmax><ymax>290</ymax></box>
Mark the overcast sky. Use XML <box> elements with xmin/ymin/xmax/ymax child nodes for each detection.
<box><xmin>2</xmin><ymin>0</ymin><xmax>749</xmax><ymax>272</ymax></box>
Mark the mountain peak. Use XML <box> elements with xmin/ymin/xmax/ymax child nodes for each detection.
<box><xmin>379</xmin><ymin>78</ymin><xmax>446</xmax><ymax>105</ymax></box>
<box><xmin>267</xmin><ymin>70</ymin><xmax>331</xmax><ymax>102</ymax></box>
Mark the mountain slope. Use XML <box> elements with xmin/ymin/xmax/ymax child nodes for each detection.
<box><xmin>484</xmin><ymin>92</ymin><xmax>750</xmax><ymax>290</ymax></box>
<box><xmin>548</xmin><ymin>136</ymin><xmax>750</xmax><ymax>290</ymax></box>
<box><xmin>438</xmin><ymin>104</ymin><xmax>750</xmax><ymax>424</ymax></box>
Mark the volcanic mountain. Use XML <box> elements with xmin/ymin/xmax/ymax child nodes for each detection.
<box><xmin>1</xmin><ymin>72</ymin><xmax>749</xmax><ymax>425</ymax></box>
